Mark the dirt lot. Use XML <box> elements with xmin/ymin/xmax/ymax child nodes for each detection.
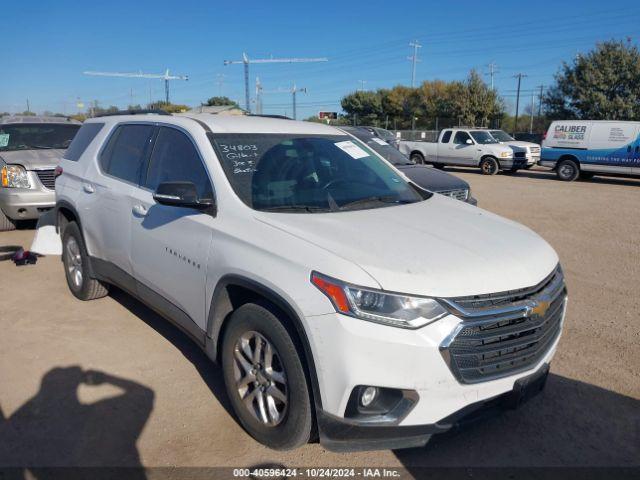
<box><xmin>1</xmin><ymin>167</ymin><xmax>639</xmax><ymax>475</ymax></box>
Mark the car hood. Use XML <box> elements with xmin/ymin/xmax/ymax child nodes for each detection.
<box><xmin>500</xmin><ymin>141</ymin><xmax>538</xmax><ymax>149</ymax></box>
<box><xmin>255</xmin><ymin>195</ymin><xmax>558</xmax><ymax>298</ymax></box>
<box><xmin>0</xmin><ymin>149</ymin><xmax>66</xmax><ymax>169</ymax></box>
<box><xmin>396</xmin><ymin>164</ymin><xmax>469</xmax><ymax>192</ymax></box>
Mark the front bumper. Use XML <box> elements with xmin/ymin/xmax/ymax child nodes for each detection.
<box><xmin>0</xmin><ymin>172</ymin><xmax>55</xmax><ymax>220</ymax></box>
<box><xmin>307</xmin><ymin>304</ymin><xmax>563</xmax><ymax>451</ymax></box>
<box><xmin>318</xmin><ymin>363</ymin><xmax>550</xmax><ymax>451</ymax></box>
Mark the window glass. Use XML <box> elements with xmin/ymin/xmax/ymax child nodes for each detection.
<box><xmin>209</xmin><ymin>133</ymin><xmax>424</xmax><ymax>212</ymax></box>
<box><xmin>101</xmin><ymin>124</ymin><xmax>154</xmax><ymax>184</ymax></box>
<box><xmin>64</xmin><ymin>123</ymin><xmax>104</xmax><ymax>161</ymax></box>
<box><xmin>441</xmin><ymin>130</ymin><xmax>452</xmax><ymax>143</ymax></box>
<box><xmin>470</xmin><ymin>131</ymin><xmax>499</xmax><ymax>144</ymax></box>
<box><xmin>0</xmin><ymin>123</ymin><xmax>80</xmax><ymax>152</ymax></box>
<box><xmin>145</xmin><ymin>127</ymin><xmax>213</xmax><ymax>199</ymax></box>
<box><xmin>453</xmin><ymin>131</ymin><xmax>472</xmax><ymax>145</ymax></box>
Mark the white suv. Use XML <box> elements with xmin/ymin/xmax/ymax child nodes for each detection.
<box><xmin>55</xmin><ymin>113</ymin><xmax>567</xmax><ymax>451</ymax></box>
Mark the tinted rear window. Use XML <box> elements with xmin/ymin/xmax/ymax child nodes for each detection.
<box><xmin>100</xmin><ymin>124</ymin><xmax>155</xmax><ymax>184</ymax></box>
<box><xmin>64</xmin><ymin>123</ymin><xmax>104</xmax><ymax>161</ymax></box>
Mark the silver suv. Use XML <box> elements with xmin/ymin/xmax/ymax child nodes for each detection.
<box><xmin>0</xmin><ymin>115</ymin><xmax>80</xmax><ymax>230</ymax></box>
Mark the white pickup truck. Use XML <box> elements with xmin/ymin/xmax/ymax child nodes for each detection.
<box><xmin>400</xmin><ymin>128</ymin><xmax>526</xmax><ymax>175</ymax></box>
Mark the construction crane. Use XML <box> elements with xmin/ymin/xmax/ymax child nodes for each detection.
<box><xmin>224</xmin><ymin>53</ymin><xmax>327</xmax><ymax>113</ymax></box>
<box><xmin>255</xmin><ymin>78</ymin><xmax>307</xmax><ymax>119</ymax></box>
<box><xmin>83</xmin><ymin>69</ymin><xmax>189</xmax><ymax>104</ymax></box>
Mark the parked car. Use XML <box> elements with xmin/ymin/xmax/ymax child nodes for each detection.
<box><xmin>540</xmin><ymin>120</ymin><xmax>640</xmax><ymax>181</ymax></box>
<box><xmin>56</xmin><ymin>113</ymin><xmax>567</xmax><ymax>452</ymax></box>
<box><xmin>489</xmin><ymin>129</ymin><xmax>541</xmax><ymax>169</ymax></box>
<box><xmin>400</xmin><ymin>128</ymin><xmax>525</xmax><ymax>175</ymax></box>
<box><xmin>0</xmin><ymin>115</ymin><xmax>81</xmax><ymax>230</ymax></box>
<box><xmin>357</xmin><ymin>126</ymin><xmax>400</xmax><ymax>149</ymax></box>
<box><xmin>341</xmin><ymin>126</ymin><xmax>477</xmax><ymax>205</ymax></box>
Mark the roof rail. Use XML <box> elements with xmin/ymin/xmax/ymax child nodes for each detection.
<box><xmin>247</xmin><ymin>114</ymin><xmax>292</xmax><ymax>120</ymax></box>
<box><xmin>95</xmin><ymin>109</ymin><xmax>171</xmax><ymax>118</ymax></box>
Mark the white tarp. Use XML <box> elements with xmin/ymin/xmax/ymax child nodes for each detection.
<box><xmin>30</xmin><ymin>209</ymin><xmax>62</xmax><ymax>255</ymax></box>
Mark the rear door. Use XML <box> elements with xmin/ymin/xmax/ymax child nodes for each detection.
<box><xmin>447</xmin><ymin>131</ymin><xmax>476</xmax><ymax>166</ymax></box>
<box><xmin>129</xmin><ymin>125</ymin><xmax>215</xmax><ymax>333</ymax></box>
<box><xmin>585</xmin><ymin>122</ymin><xmax>634</xmax><ymax>175</ymax></box>
<box><xmin>80</xmin><ymin>123</ymin><xmax>155</xmax><ymax>279</ymax></box>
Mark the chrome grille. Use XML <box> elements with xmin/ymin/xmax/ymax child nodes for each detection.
<box><xmin>35</xmin><ymin>169</ymin><xmax>56</xmax><ymax>190</ymax></box>
<box><xmin>440</xmin><ymin>265</ymin><xmax>567</xmax><ymax>384</ymax></box>
<box><xmin>437</xmin><ymin>188</ymin><xmax>468</xmax><ymax>202</ymax></box>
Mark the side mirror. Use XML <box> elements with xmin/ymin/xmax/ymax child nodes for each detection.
<box><xmin>465</xmin><ymin>139</ymin><xmax>473</xmax><ymax>145</ymax></box>
<box><xmin>153</xmin><ymin>181</ymin><xmax>214</xmax><ymax>211</ymax></box>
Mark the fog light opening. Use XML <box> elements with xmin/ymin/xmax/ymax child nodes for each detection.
<box><xmin>360</xmin><ymin>386</ymin><xmax>378</xmax><ymax>407</ymax></box>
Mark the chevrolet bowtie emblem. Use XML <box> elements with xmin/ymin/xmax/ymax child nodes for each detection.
<box><xmin>530</xmin><ymin>300</ymin><xmax>551</xmax><ymax>317</ymax></box>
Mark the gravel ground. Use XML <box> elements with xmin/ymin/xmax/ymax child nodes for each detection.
<box><xmin>0</xmin><ymin>167</ymin><xmax>638</xmax><ymax>476</ymax></box>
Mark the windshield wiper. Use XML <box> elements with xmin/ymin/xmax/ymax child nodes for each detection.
<box><xmin>259</xmin><ymin>205</ymin><xmax>330</xmax><ymax>213</ymax></box>
<box><xmin>339</xmin><ymin>195</ymin><xmax>414</xmax><ymax>211</ymax></box>
<box><xmin>26</xmin><ymin>145</ymin><xmax>56</xmax><ymax>149</ymax></box>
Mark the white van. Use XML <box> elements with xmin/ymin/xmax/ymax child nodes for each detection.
<box><xmin>540</xmin><ymin>120</ymin><xmax>640</xmax><ymax>181</ymax></box>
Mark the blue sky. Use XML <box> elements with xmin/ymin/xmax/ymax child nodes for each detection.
<box><xmin>3</xmin><ymin>0</ymin><xmax>639</xmax><ymax>119</ymax></box>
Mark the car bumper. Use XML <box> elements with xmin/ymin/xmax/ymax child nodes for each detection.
<box><xmin>307</xmin><ymin>309</ymin><xmax>563</xmax><ymax>451</ymax></box>
<box><xmin>0</xmin><ymin>184</ymin><xmax>55</xmax><ymax>220</ymax></box>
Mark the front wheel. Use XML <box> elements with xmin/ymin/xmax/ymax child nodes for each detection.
<box><xmin>556</xmin><ymin>159</ymin><xmax>579</xmax><ymax>181</ymax></box>
<box><xmin>480</xmin><ymin>157</ymin><xmax>499</xmax><ymax>175</ymax></box>
<box><xmin>222</xmin><ymin>303</ymin><xmax>313</xmax><ymax>450</ymax></box>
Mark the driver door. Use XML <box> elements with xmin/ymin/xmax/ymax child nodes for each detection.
<box><xmin>447</xmin><ymin>131</ymin><xmax>476</xmax><ymax>166</ymax></box>
<box><xmin>129</xmin><ymin>125</ymin><xmax>216</xmax><ymax>334</ymax></box>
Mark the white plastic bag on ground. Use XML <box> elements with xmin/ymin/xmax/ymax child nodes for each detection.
<box><xmin>30</xmin><ymin>209</ymin><xmax>62</xmax><ymax>255</ymax></box>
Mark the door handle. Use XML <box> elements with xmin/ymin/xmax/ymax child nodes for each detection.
<box><xmin>82</xmin><ymin>183</ymin><xmax>95</xmax><ymax>194</ymax></box>
<box><xmin>132</xmin><ymin>204</ymin><xmax>148</xmax><ymax>217</ymax></box>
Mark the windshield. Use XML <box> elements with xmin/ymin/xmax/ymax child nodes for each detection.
<box><xmin>374</xmin><ymin>128</ymin><xmax>396</xmax><ymax>141</ymax></box>
<box><xmin>470</xmin><ymin>130</ymin><xmax>499</xmax><ymax>144</ymax></box>
<box><xmin>490</xmin><ymin>130</ymin><xmax>515</xmax><ymax>142</ymax></box>
<box><xmin>209</xmin><ymin>133</ymin><xmax>425</xmax><ymax>213</ymax></box>
<box><xmin>0</xmin><ymin>123</ymin><xmax>80</xmax><ymax>151</ymax></box>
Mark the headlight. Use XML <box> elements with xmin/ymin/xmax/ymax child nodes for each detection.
<box><xmin>311</xmin><ymin>272</ymin><xmax>448</xmax><ymax>329</ymax></box>
<box><xmin>500</xmin><ymin>151</ymin><xmax>511</xmax><ymax>158</ymax></box>
<box><xmin>1</xmin><ymin>165</ymin><xmax>30</xmax><ymax>188</ymax></box>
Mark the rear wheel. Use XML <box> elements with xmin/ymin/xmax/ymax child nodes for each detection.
<box><xmin>410</xmin><ymin>152</ymin><xmax>425</xmax><ymax>164</ymax></box>
<box><xmin>556</xmin><ymin>159</ymin><xmax>579</xmax><ymax>181</ymax></box>
<box><xmin>0</xmin><ymin>209</ymin><xmax>16</xmax><ymax>232</ymax></box>
<box><xmin>480</xmin><ymin>157</ymin><xmax>499</xmax><ymax>175</ymax></box>
<box><xmin>222</xmin><ymin>303</ymin><xmax>313</xmax><ymax>450</ymax></box>
<box><xmin>62</xmin><ymin>222</ymin><xmax>109</xmax><ymax>300</ymax></box>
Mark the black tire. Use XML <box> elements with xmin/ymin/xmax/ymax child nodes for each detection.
<box><xmin>62</xmin><ymin>222</ymin><xmax>109</xmax><ymax>301</ymax></box>
<box><xmin>480</xmin><ymin>157</ymin><xmax>499</xmax><ymax>175</ymax></box>
<box><xmin>222</xmin><ymin>303</ymin><xmax>313</xmax><ymax>450</ymax></box>
<box><xmin>556</xmin><ymin>159</ymin><xmax>580</xmax><ymax>181</ymax></box>
<box><xmin>410</xmin><ymin>152</ymin><xmax>425</xmax><ymax>164</ymax></box>
<box><xmin>432</xmin><ymin>163</ymin><xmax>445</xmax><ymax>170</ymax></box>
<box><xmin>0</xmin><ymin>209</ymin><xmax>16</xmax><ymax>232</ymax></box>
<box><xmin>579</xmin><ymin>171</ymin><xmax>594</xmax><ymax>180</ymax></box>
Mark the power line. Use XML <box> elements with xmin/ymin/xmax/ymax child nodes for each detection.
<box><xmin>485</xmin><ymin>62</ymin><xmax>499</xmax><ymax>90</ymax></box>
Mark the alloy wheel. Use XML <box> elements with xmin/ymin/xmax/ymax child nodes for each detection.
<box><xmin>233</xmin><ymin>331</ymin><xmax>288</xmax><ymax>426</ymax></box>
<box><xmin>65</xmin><ymin>237</ymin><xmax>83</xmax><ymax>288</ymax></box>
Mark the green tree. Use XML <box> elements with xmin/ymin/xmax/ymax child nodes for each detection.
<box><xmin>203</xmin><ymin>96</ymin><xmax>239</xmax><ymax>107</ymax></box>
<box><xmin>544</xmin><ymin>40</ymin><xmax>640</xmax><ymax>120</ymax></box>
<box><xmin>147</xmin><ymin>101</ymin><xmax>190</xmax><ymax>113</ymax></box>
<box><xmin>340</xmin><ymin>90</ymin><xmax>384</xmax><ymax>125</ymax></box>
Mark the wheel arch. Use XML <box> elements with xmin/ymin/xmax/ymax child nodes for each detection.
<box><xmin>55</xmin><ymin>200</ymin><xmax>82</xmax><ymax>235</ymax></box>
<box><xmin>206</xmin><ymin>275</ymin><xmax>323</xmax><ymax>410</ymax></box>
<box><xmin>558</xmin><ymin>153</ymin><xmax>580</xmax><ymax>165</ymax></box>
<box><xmin>410</xmin><ymin>150</ymin><xmax>425</xmax><ymax>159</ymax></box>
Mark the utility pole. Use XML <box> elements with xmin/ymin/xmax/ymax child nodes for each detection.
<box><xmin>529</xmin><ymin>90</ymin><xmax>535</xmax><ymax>134</ymax></box>
<box><xmin>537</xmin><ymin>84</ymin><xmax>544</xmax><ymax>118</ymax></box>
<box><xmin>216</xmin><ymin>74</ymin><xmax>226</xmax><ymax>96</ymax></box>
<box><xmin>291</xmin><ymin>83</ymin><xmax>306</xmax><ymax>120</ymax></box>
<box><xmin>255</xmin><ymin>77</ymin><xmax>263</xmax><ymax>115</ymax></box>
<box><xmin>26</xmin><ymin>99</ymin><xmax>30</xmax><ymax>113</ymax></box>
<box><xmin>485</xmin><ymin>62</ymin><xmax>499</xmax><ymax>90</ymax></box>
<box><xmin>224</xmin><ymin>53</ymin><xmax>328</xmax><ymax>113</ymax></box>
<box><xmin>83</xmin><ymin>69</ymin><xmax>188</xmax><ymax>104</ymax></box>
<box><xmin>408</xmin><ymin>41</ymin><xmax>422</xmax><ymax>88</ymax></box>
<box><xmin>358</xmin><ymin>80</ymin><xmax>367</xmax><ymax>91</ymax></box>
<box><xmin>513</xmin><ymin>73</ymin><xmax>527</xmax><ymax>135</ymax></box>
